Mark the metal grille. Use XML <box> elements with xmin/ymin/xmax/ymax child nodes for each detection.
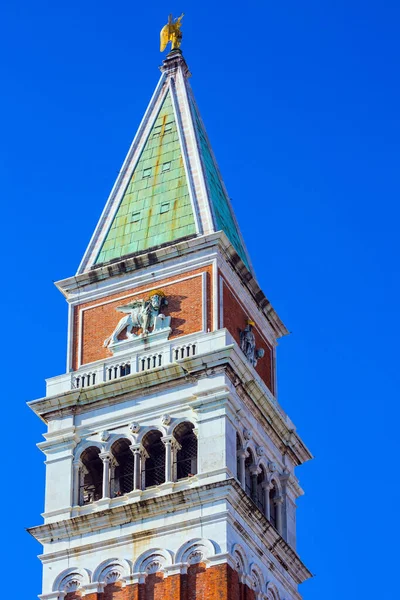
<box><xmin>176</xmin><ymin>434</ymin><xmax>197</xmax><ymax>480</ymax></box>
<box><xmin>269</xmin><ymin>491</ymin><xmax>277</xmax><ymax>528</ymax></box>
<box><xmin>144</xmin><ymin>451</ymin><xmax>165</xmax><ymax>487</ymax></box>
<box><xmin>111</xmin><ymin>449</ymin><xmax>134</xmax><ymax>497</ymax></box>
<box><xmin>256</xmin><ymin>491</ymin><xmax>265</xmax><ymax>514</ymax></box>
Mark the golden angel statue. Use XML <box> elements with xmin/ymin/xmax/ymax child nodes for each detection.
<box><xmin>160</xmin><ymin>13</ymin><xmax>184</xmax><ymax>52</ymax></box>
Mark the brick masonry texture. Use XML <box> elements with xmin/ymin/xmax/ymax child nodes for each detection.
<box><xmin>222</xmin><ymin>278</ymin><xmax>275</xmax><ymax>394</ymax></box>
<box><xmin>64</xmin><ymin>564</ymin><xmax>256</xmax><ymax>600</ymax></box>
<box><xmin>73</xmin><ymin>266</ymin><xmax>213</xmax><ymax>369</ymax></box>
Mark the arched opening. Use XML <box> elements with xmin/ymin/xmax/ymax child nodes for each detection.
<box><xmin>174</xmin><ymin>421</ymin><xmax>198</xmax><ymax>479</ymax></box>
<box><xmin>244</xmin><ymin>449</ymin><xmax>254</xmax><ymax>497</ymax></box>
<box><xmin>80</xmin><ymin>446</ymin><xmax>103</xmax><ymax>505</ymax></box>
<box><xmin>142</xmin><ymin>430</ymin><xmax>165</xmax><ymax>488</ymax></box>
<box><xmin>269</xmin><ymin>483</ymin><xmax>278</xmax><ymax>529</ymax></box>
<box><xmin>256</xmin><ymin>465</ymin><xmax>266</xmax><ymax>514</ymax></box>
<box><xmin>110</xmin><ymin>438</ymin><xmax>134</xmax><ymax>497</ymax></box>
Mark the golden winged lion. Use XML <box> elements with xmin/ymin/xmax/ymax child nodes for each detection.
<box><xmin>160</xmin><ymin>13</ymin><xmax>184</xmax><ymax>52</ymax></box>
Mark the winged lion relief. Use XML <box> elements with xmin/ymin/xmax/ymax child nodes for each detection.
<box><xmin>104</xmin><ymin>290</ymin><xmax>171</xmax><ymax>349</ymax></box>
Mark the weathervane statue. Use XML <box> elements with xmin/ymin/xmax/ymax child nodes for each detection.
<box><xmin>160</xmin><ymin>13</ymin><xmax>184</xmax><ymax>52</ymax></box>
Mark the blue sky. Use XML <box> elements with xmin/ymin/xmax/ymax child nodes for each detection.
<box><xmin>1</xmin><ymin>1</ymin><xmax>399</xmax><ymax>598</ymax></box>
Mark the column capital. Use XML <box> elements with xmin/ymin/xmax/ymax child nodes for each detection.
<box><xmin>250</xmin><ymin>466</ymin><xmax>261</xmax><ymax>476</ymax></box>
<box><xmin>162</xmin><ymin>435</ymin><xmax>181</xmax><ymax>451</ymax></box>
<box><xmin>130</xmin><ymin>443</ymin><xmax>148</xmax><ymax>460</ymax></box>
<box><xmin>99</xmin><ymin>451</ymin><xmax>112</xmax><ymax>462</ymax></box>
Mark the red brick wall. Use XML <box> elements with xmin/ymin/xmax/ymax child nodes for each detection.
<box><xmin>73</xmin><ymin>266</ymin><xmax>213</xmax><ymax>369</ymax></box>
<box><xmin>63</xmin><ymin>564</ymin><xmax>255</xmax><ymax>600</ymax></box>
<box><xmin>221</xmin><ymin>277</ymin><xmax>275</xmax><ymax>394</ymax></box>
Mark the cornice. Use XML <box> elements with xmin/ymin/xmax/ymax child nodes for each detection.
<box><xmin>28</xmin><ymin>479</ymin><xmax>311</xmax><ymax>586</ymax></box>
<box><xmin>55</xmin><ymin>232</ymin><xmax>288</xmax><ymax>339</ymax></box>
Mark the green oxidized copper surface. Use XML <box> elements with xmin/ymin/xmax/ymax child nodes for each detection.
<box><xmin>190</xmin><ymin>98</ymin><xmax>249</xmax><ymax>269</ymax></box>
<box><xmin>96</xmin><ymin>92</ymin><xmax>196</xmax><ymax>264</ymax></box>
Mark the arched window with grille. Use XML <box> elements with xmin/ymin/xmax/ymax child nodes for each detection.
<box><xmin>142</xmin><ymin>430</ymin><xmax>165</xmax><ymax>488</ymax></box>
<box><xmin>174</xmin><ymin>422</ymin><xmax>198</xmax><ymax>480</ymax></box>
<box><xmin>110</xmin><ymin>438</ymin><xmax>134</xmax><ymax>497</ymax></box>
<box><xmin>79</xmin><ymin>447</ymin><xmax>103</xmax><ymax>505</ymax></box>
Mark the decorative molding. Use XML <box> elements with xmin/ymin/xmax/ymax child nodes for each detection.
<box><xmin>92</xmin><ymin>558</ymin><xmax>131</xmax><ymax>587</ymax></box>
<box><xmin>129</xmin><ymin>422</ymin><xmax>140</xmax><ymax>434</ymax></box>
<box><xmin>53</xmin><ymin>568</ymin><xmax>91</xmax><ymax>593</ymax></box>
<box><xmin>266</xmin><ymin>581</ymin><xmax>281</xmax><ymax>600</ymax></box>
<box><xmin>175</xmin><ymin>538</ymin><xmax>217</xmax><ymax>566</ymax></box>
<box><xmin>249</xmin><ymin>562</ymin><xmax>264</xmax><ymax>592</ymax></box>
<box><xmin>161</xmin><ymin>413</ymin><xmax>172</xmax><ymax>426</ymax></box>
<box><xmin>243</xmin><ymin>429</ymin><xmax>252</xmax><ymax>441</ymax></box>
<box><xmin>134</xmin><ymin>548</ymin><xmax>173</xmax><ymax>575</ymax></box>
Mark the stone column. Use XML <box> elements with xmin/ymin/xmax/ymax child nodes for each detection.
<box><xmin>162</xmin><ymin>436</ymin><xmax>180</xmax><ymax>483</ymax></box>
<box><xmin>162</xmin><ymin>437</ymin><xmax>173</xmax><ymax>482</ymax></box>
<box><xmin>238</xmin><ymin>450</ymin><xmax>246</xmax><ymax>489</ymax></box>
<box><xmin>99</xmin><ymin>452</ymin><xmax>111</xmax><ymax>499</ymax></box>
<box><xmin>72</xmin><ymin>460</ymin><xmax>83</xmax><ymax>507</ymax></box>
<box><xmin>130</xmin><ymin>444</ymin><xmax>145</xmax><ymax>490</ymax></box>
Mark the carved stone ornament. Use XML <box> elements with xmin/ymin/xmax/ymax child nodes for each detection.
<box><xmin>103</xmin><ymin>290</ymin><xmax>171</xmax><ymax>351</ymax></box>
<box><xmin>100</xmin><ymin>430</ymin><xmax>110</xmax><ymax>442</ymax></box>
<box><xmin>65</xmin><ymin>579</ymin><xmax>81</xmax><ymax>592</ymax></box>
<box><xmin>243</xmin><ymin>429</ymin><xmax>252</xmax><ymax>441</ymax></box>
<box><xmin>239</xmin><ymin>320</ymin><xmax>265</xmax><ymax>368</ymax></box>
<box><xmin>129</xmin><ymin>422</ymin><xmax>140</xmax><ymax>434</ymax></box>
<box><xmin>187</xmin><ymin>550</ymin><xmax>204</xmax><ymax>565</ymax></box>
<box><xmin>268</xmin><ymin>461</ymin><xmax>277</xmax><ymax>473</ymax></box>
<box><xmin>105</xmin><ymin>570</ymin><xmax>122</xmax><ymax>584</ymax></box>
<box><xmin>256</xmin><ymin>446</ymin><xmax>265</xmax><ymax>457</ymax></box>
<box><xmin>161</xmin><ymin>414</ymin><xmax>172</xmax><ymax>426</ymax></box>
<box><xmin>145</xmin><ymin>561</ymin><xmax>163</xmax><ymax>574</ymax></box>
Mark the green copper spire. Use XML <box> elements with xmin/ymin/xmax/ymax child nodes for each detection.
<box><xmin>95</xmin><ymin>92</ymin><xmax>196</xmax><ymax>264</ymax></box>
<box><xmin>79</xmin><ymin>52</ymin><xmax>254</xmax><ymax>275</ymax></box>
<box><xmin>189</xmin><ymin>97</ymin><xmax>249</xmax><ymax>270</ymax></box>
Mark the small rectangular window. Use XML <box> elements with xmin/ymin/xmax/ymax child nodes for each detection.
<box><xmin>162</xmin><ymin>162</ymin><xmax>171</xmax><ymax>172</ymax></box>
<box><xmin>131</xmin><ymin>211</ymin><xmax>141</xmax><ymax>222</ymax></box>
<box><xmin>143</xmin><ymin>168</ymin><xmax>152</xmax><ymax>178</ymax></box>
<box><xmin>160</xmin><ymin>203</ymin><xmax>170</xmax><ymax>214</ymax></box>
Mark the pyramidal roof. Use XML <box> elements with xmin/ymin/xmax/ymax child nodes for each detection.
<box><xmin>78</xmin><ymin>50</ymin><xmax>253</xmax><ymax>275</ymax></box>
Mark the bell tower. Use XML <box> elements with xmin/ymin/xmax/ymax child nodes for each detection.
<box><xmin>28</xmin><ymin>39</ymin><xmax>312</xmax><ymax>600</ymax></box>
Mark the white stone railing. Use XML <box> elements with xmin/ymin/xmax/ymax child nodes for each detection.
<box><xmin>44</xmin><ymin>330</ymin><xmax>286</xmax><ymax>424</ymax></box>
<box><xmin>43</xmin><ymin>329</ymin><xmax>291</xmax><ymax>427</ymax></box>
<box><xmin>45</xmin><ymin>331</ymin><xmax>228</xmax><ymax>397</ymax></box>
